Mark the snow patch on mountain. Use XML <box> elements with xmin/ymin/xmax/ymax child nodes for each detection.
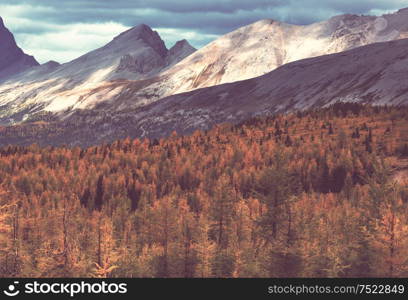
<box><xmin>0</xmin><ymin>23</ymin><xmax>196</xmax><ymax>122</ymax></box>
<box><xmin>120</xmin><ymin>10</ymin><xmax>408</xmax><ymax>108</ymax></box>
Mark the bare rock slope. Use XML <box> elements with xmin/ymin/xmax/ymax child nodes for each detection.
<box><xmin>0</xmin><ymin>23</ymin><xmax>196</xmax><ymax>124</ymax></box>
<box><xmin>0</xmin><ymin>17</ymin><xmax>39</xmax><ymax>81</ymax></box>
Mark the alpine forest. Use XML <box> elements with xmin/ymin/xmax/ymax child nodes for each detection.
<box><xmin>0</xmin><ymin>103</ymin><xmax>407</xmax><ymax>278</ymax></box>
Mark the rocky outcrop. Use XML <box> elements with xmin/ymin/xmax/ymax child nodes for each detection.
<box><xmin>165</xmin><ymin>39</ymin><xmax>196</xmax><ymax>66</ymax></box>
<box><xmin>0</xmin><ymin>17</ymin><xmax>39</xmax><ymax>81</ymax></box>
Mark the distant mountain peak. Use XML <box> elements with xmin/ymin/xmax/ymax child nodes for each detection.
<box><xmin>257</xmin><ymin>18</ymin><xmax>278</xmax><ymax>24</ymax></box>
<box><xmin>166</xmin><ymin>39</ymin><xmax>196</xmax><ymax>66</ymax></box>
<box><xmin>0</xmin><ymin>16</ymin><xmax>39</xmax><ymax>81</ymax></box>
<box><xmin>44</xmin><ymin>60</ymin><xmax>60</xmax><ymax>68</ymax></box>
<box><xmin>116</xmin><ymin>24</ymin><xmax>153</xmax><ymax>39</ymax></box>
<box><xmin>172</xmin><ymin>39</ymin><xmax>189</xmax><ymax>46</ymax></box>
<box><xmin>113</xmin><ymin>23</ymin><xmax>167</xmax><ymax>58</ymax></box>
<box><xmin>249</xmin><ymin>19</ymin><xmax>283</xmax><ymax>28</ymax></box>
<box><xmin>169</xmin><ymin>39</ymin><xmax>195</xmax><ymax>53</ymax></box>
<box><xmin>397</xmin><ymin>7</ymin><xmax>408</xmax><ymax>14</ymax></box>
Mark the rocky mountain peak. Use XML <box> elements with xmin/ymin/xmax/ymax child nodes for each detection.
<box><xmin>397</xmin><ymin>7</ymin><xmax>408</xmax><ymax>14</ymax></box>
<box><xmin>113</xmin><ymin>23</ymin><xmax>168</xmax><ymax>57</ymax></box>
<box><xmin>44</xmin><ymin>60</ymin><xmax>60</xmax><ymax>68</ymax></box>
<box><xmin>170</xmin><ymin>39</ymin><xmax>191</xmax><ymax>49</ymax></box>
<box><xmin>0</xmin><ymin>16</ymin><xmax>39</xmax><ymax>80</ymax></box>
<box><xmin>165</xmin><ymin>39</ymin><xmax>196</xmax><ymax>66</ymax></box>
<box><xmin>168</xmin><ymin>39</ymin><xmax>195</xmax><ymax>55</ymax></box>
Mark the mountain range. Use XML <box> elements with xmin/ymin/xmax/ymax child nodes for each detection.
<box><xmin>0</xmin><ymin>9</ymin><xmax>408</xmax><ymax>146</ymax></box>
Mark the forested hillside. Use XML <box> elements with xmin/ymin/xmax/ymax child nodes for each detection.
<box><xmin>0</xmin><ymin>104</ymin><xmax>407</xmax><ymax>278</ymax></box>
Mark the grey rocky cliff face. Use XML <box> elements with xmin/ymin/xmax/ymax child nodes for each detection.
<box><xmin>113</xmin><ymin>24</ymin><xmax>168</xmax><ymax>58</ymax></box>
<box><xmin>0</xmin><ymin>17</ymin><xmax>39</xmax><ymax>80</ymax></box>
<box><xmin>117</xmin><ymin>52</ymin><xmax>165</xmax><ymax>74</ymax></box>
<box><xmin>105</xmin><ymin>24</ymin><xmax>170</xmax><ymax>76</ymax></box>
<box><xmin>165</xmin><ymin>39</ymin><xmax>196</xmax><ymax>66</ymax></box>
<box><xmin>116</xmin><ymin>29</ymin><xmax>196</xmax><ymax>75</ymax></box>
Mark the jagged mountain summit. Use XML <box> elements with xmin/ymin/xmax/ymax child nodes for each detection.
<box><xmin>65</xmin><ymin>23</ymin><xmax>193</xmax><ymax>82</ymax></box>
<box><xmin>0</xmin><ymin>17</ymin><xmax>39</xmax><ymax>81</ymax></box>
<box><xmin>165</xmin><ymin>39</ymin><xmax>197</xmax><ymax>67</ymax></box>
<box><xmin>2</xmin><ymin>37</ymin><xmax>408</xmax><ymax>146</ymax></box>
<box><xmin>0</xmin><ymin>22</ymin><xmax>196</xmax><ymax>122</ymax></box>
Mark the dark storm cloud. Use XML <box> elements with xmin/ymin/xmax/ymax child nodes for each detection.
<box><xmin>0</xmin><ymin>0</ymin><xmax>406</xmax><ymax>62</ymax></box>
<box><xmin>6</xmin><ymin>0</ymin><xmax>284</xmax><ymax>14</ymax></box>
<box><xmin>3</xmin><ymin>0</ymin><xmax>407</xmax><ymax>34</ymax></box>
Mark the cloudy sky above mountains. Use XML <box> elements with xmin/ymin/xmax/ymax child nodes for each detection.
<box><xmin>0</xmin><ymin>0</ymin><xmax>407</xmax><ymax>63</ymax></box>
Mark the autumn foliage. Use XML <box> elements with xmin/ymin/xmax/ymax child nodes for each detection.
<box><xmin>0</xmin><ymin>104</ymin><xmax>407</xmax><ymax>278</ymax></box>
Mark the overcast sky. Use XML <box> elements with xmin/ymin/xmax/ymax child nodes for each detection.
<box><xmin>0</xmin><ymin>0</ymin><xmax>407</xmax><ymax>63</ymax></box>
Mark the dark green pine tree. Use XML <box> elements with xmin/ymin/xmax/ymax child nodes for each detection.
<box><xmin>80</xmin><ymin>188</ymin><xmax>91</xmax><ymax>208</ymax></box>
<box><xmin>127</xmin><ymin>184</ymin><xmax>141</xmax><ymax>211</ymax></box>
<box><xmin>400</xmin><ymin>144</ymin><xmax>408</xmax><ymax>157</ymax></box>
<box><xmin>365</xmin><ymin>129</ymin><xmax>373</xmax><ymax>153</ymax></box>
<box><xmin>95</xmin><ymin>175</ymin><xmax>104</xmax><ymax>211</ymax></box>
<box><xmin>328</xmin><ymin>123</ymin><xmax>334</xmax><ymax>135</ymax></box>
<box><xmin>319</xmin><ymin>159</ymin><xmax>331</xmax><ymax>194</ymax></box>
<box><xmin>285</xmin><ymin>135</ymin><xmax>293</xmax><ymax>147</ymax></box>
